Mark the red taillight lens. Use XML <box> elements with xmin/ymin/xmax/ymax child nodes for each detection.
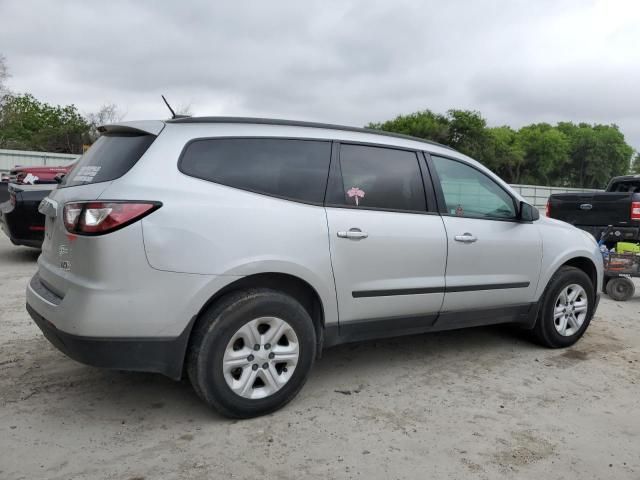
<box><xmin>63</xmin><ymin>201</ymin><xmax>160</xmax><ymax>235</ymax></box>
<box><xmin>545</xmin><ymin>199</ymin><xmax>551</xmax><ymax>217</ymax></box>
<box><xmin>631</xmin><ymin>201</ymin><xmax>640</xmax><ymax>221</ymax></box>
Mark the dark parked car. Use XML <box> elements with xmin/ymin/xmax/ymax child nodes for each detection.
<box><xmin>547</xmin><ymin>175</ymin><xmax>640</xmax><ymax>246</ymax></box>
<box><xmin>0</xmin><ymin>164</ymin><xmax>75</xmax><ymax>248</ymax></box>
<box><xmin>0</xmin><ymin>182</ymin><xmax>55</xmax><ymax>248</ymax></box>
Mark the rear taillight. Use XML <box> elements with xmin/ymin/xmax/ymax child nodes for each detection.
<box><xmin>63</xmin><ymin>201</ymin><xmax>161</xmax><ymax>235</ymax></box>
<box><xmin>545</xmin><ymin>199</ymin><xmax>551</xmax><ymax>217</ymax></box>
<box><xmin>631</xmin><ymin>201</ymin><xmax>640</xmax><ymax>221</ymax></box>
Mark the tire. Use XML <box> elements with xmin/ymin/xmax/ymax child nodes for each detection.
<box><xmin>606</xmin><ymin>277</ymin><xmax>635</xmax><ymax>301</ymax></box>
<box><xmin>187</xmin><ymin>288</ymin><xmax>316</xmax><ymax>418</ymax></box>
<box><xmin>532</xmin><ymin>266</ymin><xmax>595</xmax><ymax>348</ymax></box>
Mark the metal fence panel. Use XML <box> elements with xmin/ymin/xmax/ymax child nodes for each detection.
<box><xmin>0</xmin><ymin>149</ymin><xmax>79</xmax><ymax>173</ymax></box>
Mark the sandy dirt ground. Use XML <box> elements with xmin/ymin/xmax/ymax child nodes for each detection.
<box><xmin>0</xmin><ymin>233</ymin><xmax>638</xmax><ymax>480</ymax></box>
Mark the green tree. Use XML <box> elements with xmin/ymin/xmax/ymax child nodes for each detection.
<box><xmin>446</xmin><ymin>109</ymin><xmax>489</xmax><ymax>160</ymax></box>
<box><xmin>0</xmin><ymin>93</ymin><xmax>90</xmax><ymax>153</ymax></box>
<box><xmin>516</xmin><ymin>123</ymin><xmax>570</xmax><ymax>186</ymax></box>
<box><xmin>485</xmin><ymin>126</ymin><xmax>525</xmax><ymax>183</ymax></box>
<box><xmin>367</xmin><ymin>109</ymin><xmax>450</xmax><ymax>145</ymax></box>
<box><xmin>631</xmin><ymin>153</ymin><xmax>640</xmax><ymax>174</ymax></box>
<box><xmin>367</xmin><ymin>109</ymin><xmax>634</xmax><ymax>188</ymax></box>
<box><xmin>557</xmin><ymin>122</ymin><xmax>633</xmax><ymax>188</ymax></box>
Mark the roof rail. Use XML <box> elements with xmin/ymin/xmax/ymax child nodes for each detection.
<box><xmin>166</xmin><ymin>116</ymin><xmax>455</xmax><ymax>150</ymax></box>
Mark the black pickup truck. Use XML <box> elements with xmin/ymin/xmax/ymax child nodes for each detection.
<box><xmin>547</xmin><ymin>175</ymin><xmax>640</xmax><ymax>245</ymax></box>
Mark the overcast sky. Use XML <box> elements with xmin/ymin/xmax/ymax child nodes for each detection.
<box><xmin>1</xmin><ymin>0</ymin><xmax>639</xmax><ymax>150</ymax></box>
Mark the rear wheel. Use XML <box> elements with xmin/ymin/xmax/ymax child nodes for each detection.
<box><xmin>606</xmin><ymin>277</ymin><xmax>635</xmax><ymax>301</ymax></box>
<box><xmin>187</xmin><ymin>289</ymin><xmax>316</xmax><ymax>418</ymax></box>
<box><xmin>533</xmin><ymin>266</ymin><xmax>594</xmax><ymax>348</ymax></box>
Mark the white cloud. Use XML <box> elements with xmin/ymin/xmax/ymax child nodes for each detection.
<box><xmin>1</xmin><ymin>0</ymin><xmax>639</xmax><ymax>149</ymax></box>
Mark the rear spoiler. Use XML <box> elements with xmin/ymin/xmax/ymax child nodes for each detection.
<box><xmin>97</xmin><ymin>120</ymin><xmax>165</xmax><ymax>136</ymax></box>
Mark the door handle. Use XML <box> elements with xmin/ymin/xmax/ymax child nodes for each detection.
<box><xmin>337</xmin><ymin>228</ymin><xmax>368</xmax><ymax>240</ymax></box>
<box><xmin>454</xmin><ymin>233</ymin><xmax>477</xmax><ymax>243</ymax></box>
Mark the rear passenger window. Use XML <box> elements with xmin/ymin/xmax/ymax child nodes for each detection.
<box><xmin>335</xmin><ymin>144</ymin><xmax>426</xmax><ymax>212</ymax></box>
<box><xmin>180</xmin><ymin>138</ymin><xmax>331</xmax><ymax>204</ymax></box>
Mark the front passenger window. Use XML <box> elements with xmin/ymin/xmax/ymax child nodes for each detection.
<box><xmin>431</xmin><ymin>156</ymin><xmax>516</xmax><ymax>219</ymax></box>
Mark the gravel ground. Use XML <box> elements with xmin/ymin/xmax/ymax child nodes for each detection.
<box><xmin>0</xmin><ymin>233</ymin><xmax>638</xmax><ymax>480</ymax></box>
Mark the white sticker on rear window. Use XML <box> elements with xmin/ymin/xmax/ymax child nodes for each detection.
<box><xmin>72</xmin><ymin>166</ymin><xmax>101</xmax><ymax>182</ymax></box>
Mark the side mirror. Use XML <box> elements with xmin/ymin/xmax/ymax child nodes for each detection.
<box><xmin>519</xmin><ymin>201</ymin><xmax>540</xmax><ymax>222</ymax></box>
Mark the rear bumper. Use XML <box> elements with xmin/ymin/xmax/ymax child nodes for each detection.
<box><xmin>26</xmin><ymin>302</ymin><xmax>193</xmax><ymax>380</ymax></box>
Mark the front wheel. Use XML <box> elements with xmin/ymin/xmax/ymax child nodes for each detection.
<box><xmin>187</xmin><ymin>289</ymin><xmax>316</xmax><ymax>418</ymax></box>
<box><xmin>533</xmin><ymin>266</ymin><xmax>595</xmax><ymax>348</ymax></box>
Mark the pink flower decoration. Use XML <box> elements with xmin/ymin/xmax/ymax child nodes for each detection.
<box><xmin>347</xmin><ymin>187</ymin><xmax>365</xmax><ymax>206</ymax></box>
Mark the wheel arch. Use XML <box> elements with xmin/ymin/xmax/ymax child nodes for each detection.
<box><xmin>561</xmin><ymin>256</ymin><xmax>598</xmax><ymax>295</ymax></box>
<box><xmin>188</xmin><ymin>272</ymin><xmax>326</xmax><ymax>363</ymax></box>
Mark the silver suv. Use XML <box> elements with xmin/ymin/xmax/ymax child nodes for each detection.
<box><xmin>27</xmin><ymin>117</ymin><xmax>603</xmax><ymax>418</ymax></box>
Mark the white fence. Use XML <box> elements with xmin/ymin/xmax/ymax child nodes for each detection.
<box><xmin>510</xmin><ymin>184</ymin><xmax>601</xmax><ymax>210</ymax></box>
<box><xmin>0</xmin><ymin>148</ymin><xmax>79</xmax><ymax>173</ymax></box>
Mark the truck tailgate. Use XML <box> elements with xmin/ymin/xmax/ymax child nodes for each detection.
<box><xmin>549</xmin><ymin>192</ymin><xmax>632</xmax><ymax>225</ymax></box>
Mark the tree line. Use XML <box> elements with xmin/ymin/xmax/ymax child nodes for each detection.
<box><xmin>368</xmin><ymin>109</ymin><xmax>638</xmax><ymax>189</ymax></box>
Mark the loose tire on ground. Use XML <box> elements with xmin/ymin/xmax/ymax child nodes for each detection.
<box><xmin>187</xmin><ymin>288</ymin><xmax>316</xmax><ymax>418</ymax></box>
<box><xmin>605</xmin><ymin>277</ymin><xmax>635</xmax><ymax>302</ymax></box>
<box><xmin>532</xmin><ymin>266</ymin><xmax>595</xmax><ymax>348</ymax></box>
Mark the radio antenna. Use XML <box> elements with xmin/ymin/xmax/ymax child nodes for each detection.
<box><xmin>161</xmin><ymin>95</ymin><xmax>177</xmax><ymax>119</ymax></box>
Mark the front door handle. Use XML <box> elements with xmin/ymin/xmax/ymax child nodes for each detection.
<box><xmin>454</xmin><ymin>233</ymin><xmax>477</xmax><ymax>243</ymax></box>
<box><xmin>337</xmin><ymin>228</ymin><xmax>368</xmax><ymax>240</ymax></box>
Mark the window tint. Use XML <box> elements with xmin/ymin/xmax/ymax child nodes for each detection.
<box><xmin>336</xmin><ymin>144</ymin><xmax>426</xmax><ymax>212</ymax></box>
<box><xmin>61</xmin><ymin>134</ymin><xmax>156</xmax><ymax>188</ymax></box>
<box><xmin>180</xmin><ymin>138</ymin><xmax>331</xmax><ymax>204</ymax></box>
<box><xmin>431</xmin><ymin>156</ymin><xmax>516</xmax><ymax>219</ymax></box>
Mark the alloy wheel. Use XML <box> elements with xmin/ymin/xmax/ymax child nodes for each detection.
<box><xmin>222</xmin><ymin>316</ymin><xmax>299</xmax><ymax>399</ymax></box>
<box><xmin>553</xmin><ymin>284</ymin><xmax>588</xmax><ymax>336</ymax></box>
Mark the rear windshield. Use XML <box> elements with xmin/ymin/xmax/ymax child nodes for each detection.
<box><xmin>608</xmin><ymin>180</ymin><xmax>640</xmax><ymax>193</ymax></box>
<box><xmin>60</xmin><ymin>133</ymin><xmax>155</xmax><ymax>188</ymax></box>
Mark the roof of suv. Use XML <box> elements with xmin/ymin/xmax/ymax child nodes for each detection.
<box><xmin>166</xmin><ymin>116</ymin><xmax>455</xmax><ymax>151</ymax></box>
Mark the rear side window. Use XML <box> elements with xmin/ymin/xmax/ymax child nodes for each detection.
<box><xmin>61</xmin><ymin>134</ymin><xmax>155</xmax><ymax>188</ymax></box>
<box><xmin>334</xmin><ymin>144</ymin><xmax>426</xmax><ymax>212</ymax></box>
<box><xmin>179</xmin><ymin>138</ymin><xmax>331</xmax><ymax>204</ymax></box>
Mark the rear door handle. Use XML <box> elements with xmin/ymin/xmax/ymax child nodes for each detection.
<box><xmin>337</xmin><ymin>228</ymin><xmax>368</xmax><ymax>240</ymax></box>
<box><xmin>454</xmin><ymin>233</ymin><xmax>477</xmax><ymax>243</ymax></box>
